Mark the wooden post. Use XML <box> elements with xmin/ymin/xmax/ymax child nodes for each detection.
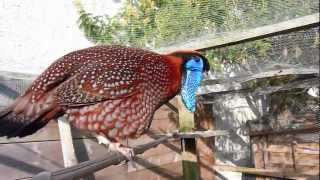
<box><xmin>195</xmin><ymin>103</ymin><xmax>216</xmax><ymax>180</ymax></box>
<box><xmin>58</xmin><ymin>117</ymin><xmax>78</xmax><ymax>167</ymax></box>
<box><xmin>177</xmin><ymin>96</ymin><xmax>200</xmax><ymax>180</ymax></box>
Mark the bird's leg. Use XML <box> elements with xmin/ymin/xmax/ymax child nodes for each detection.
<box><xmin>95</xmin><ymin>134</ymin><xmax>112</xmax><ymax>152</ymax></box>
<box><xmin>125</xmin><ymin>138</ymin><xmax>138</xmax><ymax>169</ymax></box>
<box><xmin>109</xmin><ymin>142</ymin><xmax>135</xmax><ymax>161</ymax></box>
<box><xmin>94</xmin><ymin>134</ymin><xmax>135</xmax><ymax>161</ymax></box>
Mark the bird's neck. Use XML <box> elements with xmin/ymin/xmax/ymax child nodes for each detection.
<box><xmin>164</xmin><ymin>55</ymin><xmax>184</xmax><ymax>97</ymax></box>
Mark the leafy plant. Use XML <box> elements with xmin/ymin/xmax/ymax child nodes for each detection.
<box><xmin>74</xmin><ymin>0</ymin><xmax>317</xmax><ymax>69</ymax></box>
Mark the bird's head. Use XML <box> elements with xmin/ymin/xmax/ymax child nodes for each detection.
<box><xmin>166</xmin><ymin>50</ymin><xmax>210</xmax><ymax>112</ymax></box>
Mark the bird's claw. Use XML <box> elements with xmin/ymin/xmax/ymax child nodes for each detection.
<box><xmin>113</xmin><ymin>143</ymin><xmax>135</xmax><ymax>161</ymax></box>
<box><xmin>94</xmin><ymin>135</ymin><xmax>135</xmax><ymax>161</ymax></box>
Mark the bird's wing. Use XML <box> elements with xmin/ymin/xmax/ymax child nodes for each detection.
<box><xmin>56</xmin><ymin>60</ymin><xmax>143</xmax><ymax>106</ymax></box>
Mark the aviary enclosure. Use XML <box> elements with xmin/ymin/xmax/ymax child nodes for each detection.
<box><xmin>0</xmin><ymin>0</ymin><xmax>319</xmax><ymax>180</ymax></box>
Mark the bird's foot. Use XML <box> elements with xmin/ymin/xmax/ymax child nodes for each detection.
<box><xmin>96</xmin><ymin>135</ymin><xmax>110</xmax><ymax>145</ymax></box>
<box><xmin>94</xmin><ymin>134</ymin><xmax>135</xmax><ymax>161</ymax></box>
<box><xmin>110</xmin><ymin>143</ymin><xmax>135</xmax><ymax>161</ymax></box>
<box><xmin>95</xmin><ymin>134</ymin><xmax>112</xmax><ymax>151</ymax></box>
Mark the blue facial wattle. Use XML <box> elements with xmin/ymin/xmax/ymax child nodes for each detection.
<box><xmin>181</xmin><ymin>57</ymin><xmax>204</xmax><ymax>112</ymax></box>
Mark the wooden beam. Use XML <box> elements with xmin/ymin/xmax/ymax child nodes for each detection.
<box><xmin>195</xmin><ymin>103</ymin><xmax>216</xmax><ymax>180</ymax></box>
<box><xmin>213</xmin><ymin>165</ymin><xmax>318</xmax><ymax>179</ymax></box>
<box><xmin>165</xmin><ymin>102</ymin><xmax>179</xmax><ymax>114</ymax></box>
<box><xmin>177</xmin><ymin>97</ymin><xmax>195</xmax><ymax>133</ymax></box>
<box><xmin>177</xmin><ymin>96</ymin><xmax>200</xmax><ymax>180</ymax></box>
<box><xmin>176</xmin><ymin>130</ymin><xmax>228</xmax><ymax>139</ymax></box>
<box><xmin>199</xmin><ymin>68</ymin><xmax>318</xmax><ymax>97</ymax></box>
<box><xmin>201</xmin><ymin>68</ymin><xmax>318</xmax><ymax>87</ymax></box>
<box><xmin>157</xmin><ymin>13</ymin><xmax>319</xmax><ymax>52</ymax></box>
<box><xmin>252</xmin><ymin>77</ymin><xmax>319</xmax><ymax>96</ymax></box>
<box><xmin>249</xmin><ymin>125</ymin><xmax>319</xmax><ymax>137</ymax></box>
<box><xmin>58</xmin><ymin>118</ymin><xmax>78</xmax><ymax>167</ymax></box>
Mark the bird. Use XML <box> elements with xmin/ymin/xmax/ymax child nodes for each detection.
<box><xmin>0</xmin><ymin>45</ymin><xmax>210</xmax><ymax>159</ymax></box>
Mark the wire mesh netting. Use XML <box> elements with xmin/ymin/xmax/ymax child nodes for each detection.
<box><xmin>201</xmin><ymin>26</ymin><xmax>319</xmax><ymax>80</ymax></box>
<box><xmin>198</xmin><ymin>25</ymin><xmax>319</xmax><ymax>172</ymax></box>
<box><xmin>199</xmin><ymin>25</ymin><xmax>319</xmax><ymax>133</ymax></box>
<box><xmin>76</xmin><ymin>0</ymin><xmax>319</xmax><ymax>50</ymax></box>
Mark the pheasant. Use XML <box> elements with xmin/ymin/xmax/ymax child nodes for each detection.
<box><xmin>0</xmin><ymin>45</ymin><xmax>210</xmax><ymax>159</ymax></box>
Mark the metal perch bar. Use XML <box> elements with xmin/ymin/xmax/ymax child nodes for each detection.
<box><xmin>32</xmin><ymin>130</ymin><xmax>228</xmax><ymax>180</ymax></box>
<box><xmin>32</xmin><ymin>135</ymin><xmax>172</xmax><ymax>180</ymax></box>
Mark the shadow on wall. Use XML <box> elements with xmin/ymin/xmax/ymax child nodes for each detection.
<box><xmin>206</xmin><ymin>92</ymin><xmax>263</xmax><ymax>167</ymax></box>
<box><xmin>0</xmin><ymin>154</ymin><xmax>46</xmax><ymax>174</ymax></box>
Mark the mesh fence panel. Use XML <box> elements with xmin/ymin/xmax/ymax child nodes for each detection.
<box><xmin>77</xmin><ymin>0</ymin><xmax>319</xmax><ymax>50</ymax></box>
<box><xmin>202</xmin><ymin>26</ymin><xmax>319</xmax><ymax>80</ymax></box>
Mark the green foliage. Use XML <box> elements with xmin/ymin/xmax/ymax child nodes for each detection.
<box><xmin>78</xmin><ymin>13</ymin><xmax>115</xmax><ymax>43</ymax></box>
<box><xmin>75</xmin><ymin>0</ymin><xmax>317</xmax><ymax>68</ymax></box>
<box><xmin>202</xmin><ymin>39</ymin><xmax>272</xmax><ymax>70</ymax></box>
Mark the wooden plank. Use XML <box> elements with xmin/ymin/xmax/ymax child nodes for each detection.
<box><xmin>127</xmin><ymin>152</ymin><xmax>181</xmax><ymax>173</ymax></box>
<box><xmin>266</xmin><ymin>153</ymin><xmax>294</xmax><ymax>166</ymax></box>
<box><xmin>157</xmin><ymin>13</ymin><xmax>319</xmax><ymax>52</ymax></box>
<box><xmin>57</xmin><ymin>118</ymin><xmax>78</xmax><ymax>167</ymax></box>
<box><xmin>177</xmin><ymin>96</ymin><xmax>199</xmax><ymax>180</ymax></box>
<box><xmin>294</xmin><ymin>154</ymin><xmax>319</xmax><ymax>166</ymax></box>
<box><xmin>294</xmin><ymin>143</ymin><xmax>320</xmax><ymax>155</ymax></box>
<box><xmin>213</xmin><ymin>165</ymin><xmax>318</xmax><ymax>179</ymax></box>
<box><xmin>252</xmin><ymin>77</ymin><xmax>319</xmax><ymax>96</ymax></box>
<box><xmin>251</xmin><ymin>136</ymin><xmax>267</xmax><ymax>169</ymax></box>
<box><xmin>0</xmin><ymin>140</ymin><xmax>65</xmax><ymax>179</ymax></box>
<box><xmin>149</xmin><ymin>112</ymin><xmax>178</xmax><ymax>134</ymax></box>
<box><xmin>129</xmin><ymin>137</ymin><xmax>181</xmax><ymax>157</ymax></box>
<box><xmin>294</xmin><ymin>165</ymin><xmax>320</xmax><ymax>176</ymax></box>
<box><xmin>266</xmin><ymin>145</ymin><xmax>292</xmax><ymax>153</ymax></box>
<box><xmin>294</xmin><ymin>143</ymin><xmax>319</xmax><ymax>168</ymax></box>
<box><xmin>153</xmin><ymin>106</ymin><xmax>174</xmax><ymax>120</ymax></box>
<box><xmin>195</xmin><ymin>103</ymin><xmax>216</xmax><ymax>180</ymax></box>
<box><xmin>177</xmin><ymin>96</ymin><xmax>195</xmax><ymax>133</ymax></box>
<box><xmin>249</xmin><ymin>126</ymin><xmax>319</xmax><ymax>137</ymax></box>
<box><xmin>165</xmin><ymin>102</ymin><xmax>179</xmax><ymax>114</ymax></box>
<box><xmin>102</xmin><ymin>161</ymin><xmax>182</xmax><ymax>180</ymax></box>
<box><xmin>200</xmin><ymin>68</ymin><xmax>318</xmax><ymax>96</ymax></box>
<box><xmin>251</xmin><ymin>133</ymin><xmax>319</xmax><ymax>179</ymax></box>
<box><xmin>266</xmin><ymin>134</ymin><xmax>317</xmax><ymax>145</ymax></box>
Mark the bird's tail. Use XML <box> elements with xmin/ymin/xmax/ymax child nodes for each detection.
<box><xmin>0</xmin><ymin>91</ymin><xmax>62</xmax><ymax>138</ymax></box>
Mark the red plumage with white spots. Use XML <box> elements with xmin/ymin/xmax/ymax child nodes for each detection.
<box><xmin>0</xmin><ymin>45</ymin><xmax>209</xmax><ymax>158</ymax></box>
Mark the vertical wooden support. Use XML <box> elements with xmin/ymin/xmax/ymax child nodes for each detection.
<box><xmin>58</xmin><ymin>117</ymin><xmax>78</xmax><ymax>167</ymax></box>
<box><xmin>251</xmin><ymin>136</ymin><xmax>267</xmax><ymax>180</ymax></box>
<box><xmin>195</xmin><ymin>103</ymin><xmax>216</xmax><ymax>180</ymax></box>
<box><xmin>177</xmin><ymin>96</ymin><xmax>200</xmax><ymax>180</ymax></box>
